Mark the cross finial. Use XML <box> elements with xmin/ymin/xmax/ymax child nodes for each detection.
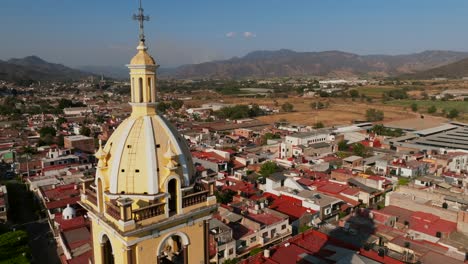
<box><xmin>133</xmin><ymin>0</ymin><xmax>150</xmax><ymax>42</ymax></box>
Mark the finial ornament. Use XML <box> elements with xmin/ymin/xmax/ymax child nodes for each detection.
<box><xmin>133</xmin><ymin>0</ymin><xmax>150</xmax><ymax>42</ymax></box>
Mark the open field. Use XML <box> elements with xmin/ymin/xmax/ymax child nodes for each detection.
<box><xmin>187</xmin><ymin>96</ymin><xmax>421</xmax><ymax>126</ymax></box>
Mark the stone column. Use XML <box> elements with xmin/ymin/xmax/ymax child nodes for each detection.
<box><xmin>204</xmin><ymin>220</ymin><xmax>210</xmax><ymax>264</ymax></box>
<box><xmin>125</xmin><ymin>246</ymin><xmax>133</xmax><ymax>264</ymax></box>
<box><xmin>100</xmin><ymin>243</ymin><xmax>106</xmax><ymax>264</ymax></box>
<box><xmin>183</xmin><ymin>245</ymin><xmax>188</xmax><ymax>264</ymax></box>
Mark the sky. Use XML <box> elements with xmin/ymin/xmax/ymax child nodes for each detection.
<box><xmin>1</xmin><ymin>0</ymin><xmax>468</xmax><ymax>68</ymax></box>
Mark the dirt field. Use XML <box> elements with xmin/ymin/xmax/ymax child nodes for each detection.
<box><xmin>187</xmin><ymin>96</ymin><xmax>421</xmax><ymax>126</ymax></box>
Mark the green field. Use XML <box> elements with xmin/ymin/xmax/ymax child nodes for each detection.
<box><xmin>356</xmin><ymin>86</ymin><xmax>399</xmax><ymax>97</ymax></box>
<box><xmin>386</xmin><ymin>100</ymin><xmax>468</xmax><ymax>121</ymax></box>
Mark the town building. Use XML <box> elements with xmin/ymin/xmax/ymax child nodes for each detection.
<box><xmin>64</xmin><ymin>135</ymin><xmax>95</xmax><ymax>153</ymax></box>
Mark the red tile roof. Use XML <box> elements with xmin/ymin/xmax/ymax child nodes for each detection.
<box><xmin>410</xmin><ymin>212</ymin><xmax>456</xmax><ymax>236</ymax></box>
<box><xmin>268</xmin><ymin>195</ymin><xmax>314</xmax><ymax>220</ymax></box>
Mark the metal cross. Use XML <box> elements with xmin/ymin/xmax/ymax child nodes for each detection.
<box><xmin>133</xmin><ymin>0</ymin><xmax>150</xmax><ymax>42</ymax></box>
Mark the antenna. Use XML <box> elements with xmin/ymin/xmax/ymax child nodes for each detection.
<box><xmin>133</xmin><ymin>0</ymin><xmax>150</xmax><ymax>42</ymax></box>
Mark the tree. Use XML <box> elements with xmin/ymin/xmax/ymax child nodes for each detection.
<box><xmin>349</xmin><ymin>89</ymin><xmax>359</xmax><ymax>98</ymax></box>
<box><xmin>281</xmin><ymin>102</ymin><xmax>294</xmax><ymax>112</ymax></box>
<box><xmin>39</xmin><ymin>126</ymin><xmax>56</xmax><ymax>138</ymax></box>
<box><xmin>410</xmin><ymin>103</ymin><xmax>418</xmax><ymax>112</ymax></box>
<box><xmin>352</xmin><ymin>143</ymin><xmax>367</xmax><ymax>157</ymax></box>
<box><xmin>427</xmin><ymin>105</ymin><xmax>437</xmax><ymax>114</ymax></box>
<box><xmin>156</xmin><ymin>102</ymin><xmax>171</xmax><ymax>113</ymax></box>
<box><xmin>313</xmin><ymin>122</ymin><xmax>324</xmax><ymax>129</ymax></box>
<box><xmin>259</xmin><ymin>161</ymin><xmax>279</xmax><ymax>177</ymax></box>
<box><xmin>171</xmin><ymin>99</ymin><xmax>184</xmax><ymax>110</ymax></box>
<box><xmin>365</xmin><ymin>109</ymin><xmax>384</xmax><ymax>121</ymax></box>
<box><xmin>55</xmin><ymin>117</ymin><xmax>67</xmax><ymax>130</ymax></box>
<box><xmin>222</xmin><ymin>258</ymin><xmax>239</xmax><ymax>264</ymax></box>
<box><xmin>338</xmin><ymin>140</ymin><xmax>349</xmax><ymax>151</ymax></box>
<box><xmin>215</xmin><ymin>190</ymin><xmax>236</xmax><ymax>204</ymax></box>
<box><xmin>80</xmin><ymin>126</ymin><xmax>91</xmax><ymax>137</ymax></box>
<box><xmin>447</xmin><ymin>109</ymin><xmax>459</xmax><ymax>119</ymax></box>
<box><xmin>0</xmin><ymin>230</ymin><xmax>30</xmax><ymax>263</ymax></box>
<box><xmin>310</xmin><ymin>101</ymin><xmax>325</xmax><ymax>110</ymax></box>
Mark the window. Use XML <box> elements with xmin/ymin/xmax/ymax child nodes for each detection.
<box><xmin>228</xmin><ymin>248</ymin><xmax>234</xmax><ymax>255</ymax></box>
<box><xmin>250</xmin><ymin>237</ymin><xmax>256</xmax><ymax>243</ymax></box>
<box><xmin>325</xmin><ymin>208</ymin><xmax>331</xmax><ymax>215</ymax></box>
<box><xmin>138</xmin><ymin>78</ymin><xmax>143</xmax><ymax>102</ymax></box>
<box><xmin>281</xmin><ymin>224</ymin><xmax>286</xmax><ymax>230</ymax></box>
<box><xmin>262</xmin><ymin>232</ymin><xmax>268</xmax><ymax>238</ymax></box>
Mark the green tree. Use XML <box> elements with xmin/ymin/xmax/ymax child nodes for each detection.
<box><xmin>80</xmin><ymin>126</ymin><xmax>91</xmax><ymax>137</ymax></box>
<box><xmin>313</xmin><ymin>122</ymin><xmax>324</xmax><ymax>129</ymax></box>
<box><xmin>39</xmin><ymin>126</ymin><xmax>56</xmax><ymax>138</ymax></box>
<box><xmin>338</xmin><ymin>140</ymin><xmax>349</xmax><ymax>151</ymax></box>
<box><xmin>410</xmin><ymin>103</ymin><xmax>418</xmax><ymax>112</ymax></box>
<box><xmin>222</xmin><ymin>258</ymin><xmax>239</xmax><ymax>264</ymax></box>
<box><xmin>214</xmin><ymin>190</ymin><xmax>236</xmax><ymax>204</ymax></box>
<box><xmin>55</xmin><ymin>117</ymin><xmax>67</xmax><ymax>130</ymax></box>
<box><xmin>366</xmin><ymin>108</ymin><xmax>384</xmax><ymax>121</ymax></box>
<box><xmin>447</xmin><ymin>109</ymin><xmax>459</xmax><ymax>119</ymax></box>
<box><xmin>427</xmin><ymin>105</ymin><xmax>437</xmax><ymax>114</ymax></box>
<box><xmin>349</xmin><ymin>89</ymin><xmax>359</xmax><ymax>98</ymax></box>
<box><xmin>259</xmin><ymin>161</ymin><xmax>279</xmax><ymax>177</ymax></box>
<box><xmin>281</xmin><ymin>102</ymin><xmax>294</xmax><ymax>112</ymax></box>
<box><xmin>0</xmin><ymin>230</ymin><xmax>30</xmax><ymax>263</ymax></box>
<box><xmin>156</xmin><ymin>102</ymin><xmax>171</xmax><ymax>113</ymax></box>
<box><xmin>352</xmin><ymin>143</ymin><xmax>367</xmax><ymax>157</ymax></box>
<box><xmin>171</xmin><ymin>99</ymin><xmax>184</xmax><ymax>110</ymax></box>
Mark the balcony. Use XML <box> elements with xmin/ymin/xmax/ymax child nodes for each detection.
<box><xmin>85</xmin><ymin>188</ymin><xmax>97</xmax><ymax>206</ymax></box>
<box><xmin>182</xmin><ymin>190</ymin><xmax>209</xmax><ymax>208</ymax></box>
<box><xmin>132</xmin><ymin>202</ymin><xmax>165</xmax><ymax>222</ymax></box>
<box><xmin>106</xmin><ymin>201</ymin><xmax>121</xmax><ymax>221</ymax></box>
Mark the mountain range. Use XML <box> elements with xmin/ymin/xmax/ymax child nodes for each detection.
<box><xmin>161</xmin><ymin>49</ymin><xmax>468</xmax><ymax>79</ymax></box>
<box><xmin>402</xmin><ymin>57</ymin><xmax>468</xmax><ymax>79</ymax></box>
<box><xmin>0</xmin><ymin>56</ymin><xmax>94</xmax><ymax>82</ymax></box>
<box><xmin>3</xmin><ymin>50</ymin><xmax>468</xmax><ymax>82</ymax></box>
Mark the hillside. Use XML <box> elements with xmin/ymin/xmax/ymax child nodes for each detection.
<box><xmin>0</xmin><ymin>56</ymin><xmax>95</xmax><ymax>82</ymax></box>
<box><xmin>402</xmin><ymin>57</ymin><xmax>468</xmax><ymax>79</ymax></box>
<box><xmin>161</xmin><ymin>50</ymin><xmax>468</xmax><ymax>79</ymax></box>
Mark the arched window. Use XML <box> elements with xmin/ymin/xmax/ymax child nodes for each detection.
<box><xmin>131</xmin><ymin>78</ymin><xmax>135</xmax><ymax>102</ymax></box>
<box><xmin>157</xmin><ymin>233</ymin><xmax>189</xmax><ymax>264</ymax></box>
<box><xmin>168</xmin><ymin>179</ymin><xmax>177</xmax><ymax>215</ymax></box>
<box><xmin>148</xmin><ymin>77</ymin><xmax>152</xmax><ymax>102</ymax></box>
<box><xmin>138</xmin><ymin>78</ymin><xmax>143</xmax><ymax>103</ymax></box>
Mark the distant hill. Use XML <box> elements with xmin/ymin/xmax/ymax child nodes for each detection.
<box><xmin>0</xmin><ymin>56</ymin><xmax>95</xmax><ymax>82</ymax></box>
<box><xmin>77</xmin><ymin>65</ymin><xmax>129</xmax><ymax>80</ymax></box>
<box><xmin>161</xmin><ymin>50</ymin><xmax>468</xmax><ymax>79</ymax></box>
<box><xmin>402</xmin><ymin>57</ymin><xmax>468</xmax><ymax>79</ymax></box>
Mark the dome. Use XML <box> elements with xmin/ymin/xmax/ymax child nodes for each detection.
<box><xmin>63</xmin><ymin>204</ymin><xmax>76</xmax><ymax>220</ymax></box>
<box><xmin>130</xmin><ymin>41</ymin><xmax>156</xmax><ymax>65</ymax></box>
<box><xmin>96</xmin><ymin>114</ymin><xmax>195</xmax><ymax>195</ymax></box>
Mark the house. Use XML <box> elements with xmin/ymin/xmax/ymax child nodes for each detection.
<box><xmin>342</xmin><ymin>155</ymin><xmax>363</xmax><ymax>169</ymax></box>
<box><xmin>218</xmin><ymin>203</ymin><xmax>292</xmax><ymax>257</ymax></box>
<box><xmin>209</xmin><ymin>218</ymin><xmax>236</xmax><ymax>263</ymax></box>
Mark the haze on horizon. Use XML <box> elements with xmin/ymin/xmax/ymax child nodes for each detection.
<box><xmin>1</xmin><ymin>0</ymin><xmax>468</xmax><ymax>68</ymax></box>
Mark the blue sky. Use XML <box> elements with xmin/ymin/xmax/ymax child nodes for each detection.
<box><xmin>1</xmin><ymin>0</ymin><xmax>468</xmax><ymax>67</ymax></box>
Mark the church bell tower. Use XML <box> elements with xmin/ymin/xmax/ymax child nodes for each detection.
<box><xmin>79</xmin><ymin>1</ymin><xmax>217</xmax><ymax>263</ymax></box>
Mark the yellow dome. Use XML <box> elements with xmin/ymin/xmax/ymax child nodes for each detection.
<box><xmin>97</xmin><ymin>114</ymin><xmax>194</xmax><ymax>195</ymax></box>
<box><xmin>130</xmin><ymin>41</ymin><xmax>156</xmax><ymax>65</ymax></box>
